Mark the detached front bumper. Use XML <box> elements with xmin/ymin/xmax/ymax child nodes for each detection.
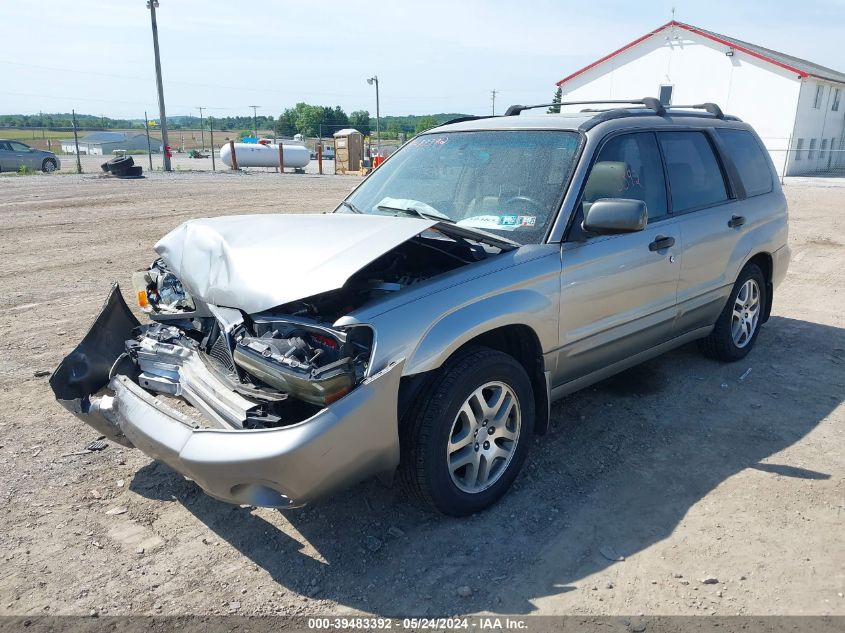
<box><xmin>50</xmin><ymin>285</ymin><xmax>402</xmax><ymax>508</ymax></box>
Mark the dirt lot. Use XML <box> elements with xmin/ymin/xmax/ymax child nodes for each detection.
<box><xmin>0</xmin><ymin>172</ymin><xmax>842</xmax><ymax>618</ymax></box>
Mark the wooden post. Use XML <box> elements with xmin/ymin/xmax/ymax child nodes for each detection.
<box><xmin>317</xmin><ymin>144</ymin><xmax>323</xmax><ymax>175</ymax></box>
<box><xmin>209</xmin><ymin>118</ymin><xmax>215</xmax><ymax>172</ymax></box>
<box><xmin>144</xmin><ymin>111</ymin><xmax>153</xmax><ymax>171</ymax></box>
<box><xmin>278</xmin><ymin>142</ymin><xmax>285</xmax><ymax>174</ymax></box>
<box><xmin>71</xmin><ymin>109</ymin><xmax>82</xmax><ymax>174</ymax></box>
<box><xmin>228</xmin><ymin>140</ymin><xmax>238</xmax><ymax>170</ymax></box>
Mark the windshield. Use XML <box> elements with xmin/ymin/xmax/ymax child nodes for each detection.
<box><xmin>340</xmin><ymin>130</ymin><xmax>582</xmax><ymax>244</ymax></box>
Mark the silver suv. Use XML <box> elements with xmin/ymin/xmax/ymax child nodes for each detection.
<box><xmin>51</xmin><ymin>98</ymin><xmax>789</xmax><ymax>516</ymax></box>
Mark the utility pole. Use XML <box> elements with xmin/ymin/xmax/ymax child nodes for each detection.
<box><xmin>491</xmin><ymin>89</ymin><xmax>497</xmax><ymax>115</ymax></box>
<box><xmin>147</xmin><ymin>0</ymin><xmax>171</xmax><ymax>171</ymax></box>
<box><xmin>249</xmin><ymin>105</ymin><xmax>260</xmax><ymax>138</ymax></box>
<box><xmin>197</xmin><ymin>106</ymin><xmax>205</xmax><ymax>150</ymax></box>
<box><xmin>367</xmin><ymin>75</ymin><xmax>380</xmax><ymax>156</ymax></box>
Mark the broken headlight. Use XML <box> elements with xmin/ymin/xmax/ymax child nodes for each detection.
<box><xmin>132</xmin><ymin>259</ymin><xmax>195</xmax><ymax>314</ymax></box>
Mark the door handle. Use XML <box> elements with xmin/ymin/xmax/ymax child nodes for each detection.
<box><xmin>649</xmin><ymin>235</ymin><xmax>675</xmax><ymax>251</ymax></box>
<box><xmin>728</xmin><ymin>215</ymin><xmax>746</xmax><ymax>228</ymax></box>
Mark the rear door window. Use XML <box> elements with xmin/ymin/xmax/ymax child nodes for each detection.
<box><xmin>658</xmin><ymin>131</ymin><xmax>728</xmax><ymax>212</ymax></box>
<box><xmin>715</xmin><ymin>129</ymin><xmax>773</xmax><ymax>197</ymax></box>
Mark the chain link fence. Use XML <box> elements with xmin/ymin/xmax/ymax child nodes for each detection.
<box><xmin>768</xmin><ymin>146</ymin><xmax>845</xmax><ymax>182</ymax></box>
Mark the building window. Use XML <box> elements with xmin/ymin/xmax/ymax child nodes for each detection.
<box><xmin>658</xmin><ymin>85</ymin><xmax>673</xmax><ymax>106</ymax></box>
<box><xmin>821</xmin><ymin>138</ymin><xmax>829</xmax><ymax>159</ymax></box>
<box><xmin>808</xmin><ymin>138</ymin><xmax>817</xmax><ymax>159</ymax></box>
<box><xmin>813</xmin><ymin>84</ymin><xmax>824</xmax><ymax>109</ymax></box>
<box><xmin>795</xmin><ymin>138</ymin><xmax>804</xmax><ymax>160</ymax></box>
<box><xmin>833</xmin><ymin>88</ymin><xmax>841</xmax><ymax>112</ymax></box>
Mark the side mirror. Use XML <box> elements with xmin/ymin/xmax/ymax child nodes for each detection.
<box><xmin>583</xmin><ymin>198</ymin><xmax>648</xmax><ymax>234</ymax></box>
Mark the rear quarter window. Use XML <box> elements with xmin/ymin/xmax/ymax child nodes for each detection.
<box><xmin>715</xmin><ymin>128</ymin><xmax>773</xmax><ymax>197</ymax></box>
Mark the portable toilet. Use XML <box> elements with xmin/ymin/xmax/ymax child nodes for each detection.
<box><xmin>332</xmin><ymin>128</ymin><xmax>364</xmax><ymax>174</ymax></box>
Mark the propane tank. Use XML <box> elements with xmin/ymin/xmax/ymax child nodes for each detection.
<box><xmin>220</xmin><ymin>142</ymin><xmax>310</xmax><ymax>169</ymax></box>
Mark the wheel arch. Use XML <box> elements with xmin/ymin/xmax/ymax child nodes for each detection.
<box><xmin>400</xmin><ymin>321</ymin><xmax>551</xmax><ymax>437</ymax></box>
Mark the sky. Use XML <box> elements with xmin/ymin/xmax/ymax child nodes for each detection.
<box><xmin>2</xmin><ymin>0</ymin><xmax>844</xmax><ymax>120</ymax></box>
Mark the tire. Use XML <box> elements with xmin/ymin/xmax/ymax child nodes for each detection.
<box><xmin>115</xmin><ymin>165</ymin><xmax>143</xmax><ymax>178</ymax></box>
<box><xmin>698</xmin><ymin>263</ymin><xmax>767</xmax><ymax>362</ymax></box>
<box><xmin>100</xmin><ymin>161</ymin><xmax>111</xmax><ymax>173</ymax></box>
<box><xmin>41</xmin><ymin>158</ymin><xmax>57</xmax><ymax>173</ymax></box>
<box><xmin>399</xmin><ymin>347</ymin><xmax>534</xmax><ymax>516</ymax></box>
<box><xmin>105</xmin><ymin>156</ymin><xmax>133</xmax><ymax>172</ymax></box>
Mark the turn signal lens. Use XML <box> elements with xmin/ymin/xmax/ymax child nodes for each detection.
<box><xmin>131</xmin><ymin>270</ymin><xmax>153</xmax><ymax>313</ymax></box>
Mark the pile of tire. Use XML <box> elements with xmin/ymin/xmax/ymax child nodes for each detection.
<box><xmin>101</xmin><ymin>156</ymin><xmax>143</xmax><ymax>179</ymax></box>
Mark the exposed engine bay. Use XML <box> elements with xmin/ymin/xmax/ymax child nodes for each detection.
<box><xmin>123</xmin><ymin>228</ymin><xmax>503</xmax><ymax>430</ymax></box>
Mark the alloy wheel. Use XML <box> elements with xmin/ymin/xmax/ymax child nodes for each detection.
<box><xmin>447</xmin><ymin>381</ymin><xmax>521</xmax><ymax>494</ymax></box>
<box><xmin>731</xmin><ymin>278</ymin><xmax>761</xmax><ymax>348</ymax></box>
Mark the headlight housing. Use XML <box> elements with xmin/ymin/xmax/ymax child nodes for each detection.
<box><xmin>132</xmin><ymin>259</ymin><xmax>195</xmax><ymax>313</ymax></box>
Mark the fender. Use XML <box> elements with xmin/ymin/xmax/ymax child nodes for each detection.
<box><xmin>403</xmin><ymin>288</ymin><xmax>557</xmax><ymax>376</ymax></box>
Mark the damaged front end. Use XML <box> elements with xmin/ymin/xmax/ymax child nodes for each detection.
<box><xmin>50</xmin><ymin>283</ymin><xmax>402</xmax><ymax>507</ymax></box>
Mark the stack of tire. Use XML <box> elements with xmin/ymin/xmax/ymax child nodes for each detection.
<box><xmin>101</xmin><ymin>156</ymin><xmax>143</xmax><ymax>179</ymax></box>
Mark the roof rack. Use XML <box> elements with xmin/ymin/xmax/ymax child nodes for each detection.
<box><xmin>666</xmin><ymin>103</ymin><xmax>724</xmax><ymax>118</ymax></box>
<box><xmin>504</xmin><ymin>98</ymin><xmax>667</xmax><ymax>117</ymax></box>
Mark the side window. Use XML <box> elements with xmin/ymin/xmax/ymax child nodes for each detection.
<box><xmin>714</xmin><ymin>129</ymin><xmax>773</xmax><ymax>197</ymax></box>
<box><xmin>9</xmin><ymin>142</ymin><xmax>30</xmax><ymax>152</ymax></box>
<box><xmin>581</xmin><ymin>132</ymin><xmax>668</xmax><ymax>221</ymax></box>
<box><xmin>658</xmin><ymin>131</ymin><xmax>728</xmax><ymax>212</ymax></box>
<box><xmin>0</xmin><ymin>142</ymin><xmax>12</xmax><ymax>151</ymax></box>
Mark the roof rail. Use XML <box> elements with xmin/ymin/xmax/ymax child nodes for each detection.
<box><xmin>666</xmin><ymin>103</ymin><xmax>725</xmax><ymax>118</ymax></box>
<box><xmin>504</xmin><ymin>98</ymin><xmax>667</xmax><ymax>117</ymax></box>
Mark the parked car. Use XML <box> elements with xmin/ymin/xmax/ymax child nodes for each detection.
<box><xmin>0</xmin><ymin>139</ymin><xmax>60</xmax><ymax>172</ymax></box>
<box><xmin>51</xmin><ymin>98</ymin><xmax>789</xmax><ymax>516</ymax></box>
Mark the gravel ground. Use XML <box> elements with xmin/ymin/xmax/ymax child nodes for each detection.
<box><xmin>0</xmin><ymin>172</ymin><xmax>842</xmax><ymax>617</ymax></box>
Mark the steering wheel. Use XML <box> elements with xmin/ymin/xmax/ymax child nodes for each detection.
<box><xmin>502</xmin><ymin>195</ymin><xmax>544</xmax><ymax>215</ymax></box>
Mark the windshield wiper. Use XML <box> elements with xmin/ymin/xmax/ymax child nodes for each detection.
<box><xmin>339</xmin><ymin>200</ymin><xmax>363</xmax><ymax>214</ymax></box>
<box><xmin>377</xmin><ymin>204</ymin><xmax>455</xmax><ymax>223</ymax></box>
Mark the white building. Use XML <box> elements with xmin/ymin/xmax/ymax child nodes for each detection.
<box><xmin>554</xmin><ymin>21</ymin><xmax>845</xmax><ymax>176</ymax></box>
<box><xmin>60</xmin><ymin>131</ymin><xmax>150</xmax><ymax>156</ymax></box>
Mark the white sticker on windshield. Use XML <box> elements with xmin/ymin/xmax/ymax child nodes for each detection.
<box><xmin>518</xmin><ymin>215</ymin><xmax>536</xmax><ymax>227</ymax></box>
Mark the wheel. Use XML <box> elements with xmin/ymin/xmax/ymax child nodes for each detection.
<box><xmin>400</xmin><ymin>347</ymin><xmax>534</xmax><ymax>516</ymax></box>
<box><xmin>698</xmin><ymin>263</ymin><xmax>766</xmax><ymax>361</ymax></box>
<box><xmin>115</xmin><ymin>165</ymin><xmax>143</xmax><ymax>178</ymax></box>
<box><xmin>105</xmin><ymin>156</ymin><xmax>133</xmax><ymax>172</ymax></box>
<box><xmin>100</xmin><ymin>161</ymin><xmax>110</xmax><ymax>173</ymax></box>
<box><xmin>41</xmin><ymin>158</ymin><xmax>57</xmax><ymax>173</ymax></box>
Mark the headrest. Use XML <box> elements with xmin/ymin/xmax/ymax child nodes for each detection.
<box><xmin>584</xmin><ymin>161</ymin><xmax>628</xmax><ymax>202</ymax></box>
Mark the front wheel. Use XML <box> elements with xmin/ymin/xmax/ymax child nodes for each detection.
<box><xmin>42</xmin><ymin>158</ymin><xmax>57</xmax><ymax>173</ymax></box>
<box><xmin>400</xmin><ymin>347</ymin><xmax>534</xmax><ymax>516</ymax></box>
<box><xmin>698</xmin><ymin>263</ymin><xmax>766</xmax><ymax>361</ymax></box>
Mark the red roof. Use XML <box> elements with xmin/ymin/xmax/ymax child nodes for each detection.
<box><xmin>556</xmin><ymin>21</ymin><xmax>845</xmax><ymax>87</ymax></box>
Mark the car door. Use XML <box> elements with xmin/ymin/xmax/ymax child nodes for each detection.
<box><xmin>554</xmin><ymin>131</ymin><xmax>682</xmax><ymax>386</ymax></box>
<box><xmin>8</xmin><ymin>141</ymin><xmax>37</xmax><ymax>170</ymax></box>
<box><xmin>0</xmin><ymin>141</ymin><xmax>14</xmax><ymax>170</ymax></box>
<box><xmin>658</xmin><ymin>130</ymin><xmax>747</xmax><ymax>334</ymax></box>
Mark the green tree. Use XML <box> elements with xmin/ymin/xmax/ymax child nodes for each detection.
<box><xmin>547</xmin><ymin>86</ymin><xmax>562</xmax><ymax>113</ymax></box>
<box><xmin>414</xmin><ymin>115</ymin><xmax>439</xmax><ymax>134</ymax></box>
<box><xmin>349</xmin><ymin>110</ymin><xmax>370</xmax><ymax>135</ymax></box>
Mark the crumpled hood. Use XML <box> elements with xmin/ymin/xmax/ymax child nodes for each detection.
<box><xmin>155</xmin><ymin>213</ymin><xmax>436</xmax><ymax>314</ymax></box>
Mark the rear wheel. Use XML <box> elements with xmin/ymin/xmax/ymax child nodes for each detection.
<box><xmin>41</xmin><ymin>158</ymin><xmax>57</xmax><ymax>173</ymax></box>
<box><xmin>698</xmin><ymin>263</ymin><xmax>766</xmax><ymax>361</ymax></box>
<box><xmin>400</xmin><ymin>347</ymin><xmax>534</xmax><ymax>516</ymax></box>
